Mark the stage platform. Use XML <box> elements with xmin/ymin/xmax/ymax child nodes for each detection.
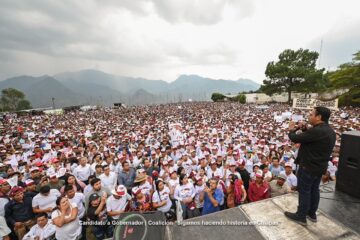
<box><xmin>166</xmin><ymin>181</ymin><xmax>360</xmax><ymax>240</ymax></box>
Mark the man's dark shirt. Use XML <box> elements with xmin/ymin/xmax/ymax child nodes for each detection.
<box><xmin>288</xmin><ymin>122</ymin><xmax>336</xmax><ymax>176</ymax></box>
<box><xmin>87</xmin><ymin>205</ymin><xmax>107</xmax><ymax>225</ymax></box>
<box><xmin>144</xmin><ymin>166</ymin><xmax>155</xmax><ymax>177</ymax></box>
<box><xmin>5</xmin><ymin>194</ymin><xmax>35</xmax><ymax>226</ymax></box>
<box><xmin>237</xmin><ymin>168</ymin><xmax>250</xmax><ymax>191</ymax></box>
<box><xmin>118</xmin><ymin>168</ymin><xmax>136</xmax><ymax>189</ymax></box>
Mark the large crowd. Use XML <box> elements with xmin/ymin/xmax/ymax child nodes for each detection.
<box><xmin>0</xmin><ymin>102</ymin><xmax>359</xmax><ymax>240</ymax></box>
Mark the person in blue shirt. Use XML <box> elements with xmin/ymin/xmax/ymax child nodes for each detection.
<box><xmin>269</xmin><ymin>158</ymin><xmax>284</xmax><ymax>178</ymax></box>
<box><xmin>200</xmin><ymin>178</ymin><xmax>224</xmax><ymax>215</ymax></box>
<box><xmin>118</xmin><ymin>161</ymin><xmax>136</xmax><ymax>192</ymax></box>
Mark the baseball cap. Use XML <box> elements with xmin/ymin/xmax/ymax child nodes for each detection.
<box><xmin>229</xmin><ymin>160</ymin><xmax>237</xmax><ymax>167</ymax></box>
<box><xmin>0</xmin><ymin>179</ymin><xmax>8</xmax><ymax>185</ymax></box>
<box><xmin>255</xmin><ymin>170</ymin><xmax>263</xmax><ymax>178</ymax></box>
<box><xmin>89</xmin><ymin>193</ymin><xmax>101</xmax><ymax>202</ymax></box>
<box><xmin>132</xmin><ymin>186</ymin><xmax>144</xmax><ymax>196</ymax></box>
<box><xmin>35</xmin><ymin>162</ymin><xmax>43</xmax><ymax>167</ymax></box>
<box><xmin>214</xmin><ymin>172</ymin><xmax>222</xmax><ymax>178</ymax></box>
<box><xmin>278</xmin><ymin>173</ymin><xmax>287</xmax><ymax>180</ymax></box>
<box><xmin>152</xmin><ymin>170</ymin><xmax>159</xmax><ymax>178</ymax></box>
<box><xmin>112</xmin><ymin>185</ymin><xmax>127</xmax><ymax>197</ymax></box>
<box><xmin>25</xmin><ymin>179</ymin><xmax>35</xmax><ymax>186</ymax></box>
<box><xmin>51</xmin><ymin>158</ymin><xmax>59</xmax><ymax>163</ymax></box>
<box><xmin>136</xmin><ymin>169</ymin><xmax>146</xmax><ymax>175</ymax></box>
<box><xmin>238</xmin><ymin>158</ymin><xmax>246</xmax><ymax>166</ymax></box>
<box><xmin>169</xmin><ymin>167</ymin><xmax>177</xmax><ymax>174</ymax></box>
<box><xmin>9</xmin><ymin>186</ymin><xmax>24</xmax><ymax>197</ymax></box>
<box><xmin>49</xmin><ymin>174</ymin><xmax>57</xmax><ymax>179</ymax></box>
<box><xmin>284</xmin><ymin>162</ymin><xmax>292</xmax><ymax>168</ymax></box>
<box><xmin>195</xmin><ymin>175</ymin><xmax>203</xmax><ymax>182</ymax></box>
<box><xmin>30</xmin><ymin>167</ymin><xmax>40</xmax><ymax>173</ymax></box>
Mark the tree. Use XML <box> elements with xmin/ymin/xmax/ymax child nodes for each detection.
<box><xmin>233</xmin><ymin>94</ymin><xmax>246</xmax><ymax>104</ymax></box>
<box><xmin>261</xmin><ymin>48</ymin><xmax>325</xmax><ymax>103</ymax></box>
<box><xmin>328</xmin><ymin>51</ymin><xmax>360</xmax><ymax>106</ymax></box>
<box><xmin>211</xmin><ymin>93</ymin><xmax>225</xmax><ymax>102</ymax></box>
<box><xmin>0</xmin><ymin>88</ymin><xmax>32</xmax><ymax>112</ymax></box>
<box><xmin>329</xmin><ymin>51</ymin><xmax>360</xmax><ymax>89</ymax></box>
<box><xmin>17</xmin><ymin>99</ymin><xmax>32</xmax><ymax>111</ymax></box>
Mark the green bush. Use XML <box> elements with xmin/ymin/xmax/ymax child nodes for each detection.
<box><xmin>232</xmin><ymin>94</ymin><xmax>246</xmax><ymax>104</ymax></box>
<box><xmin>211</xmin><ymin>93</ymin><xmax>225</xmax><ymax>102</ymax></box>
<box><xmin>338</xmin><ymin>88</ymin><xmax>360</xmax><ymax>107</ymax></box>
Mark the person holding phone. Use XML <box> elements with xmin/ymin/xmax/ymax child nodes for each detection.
<box><xmin>87</xmin><ymin>193</ymin><xmax>112</xmax><ymax>240</ymax></box>
<box><xmin>174</xmin><ymin>174</ymin><xmax>197</xmax><ymax>219</ymax></box>
<box><xmin>200</xmin><ymin>178</ymin><xmax>224</xmax><ymax>216</ymax></box>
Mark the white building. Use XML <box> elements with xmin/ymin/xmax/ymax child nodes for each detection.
<box><xmin>244</xmin><ymin>92</ymin><xmax>318</xmax><ymax>104</ymax></box>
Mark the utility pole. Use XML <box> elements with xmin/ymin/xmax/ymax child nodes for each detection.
<box><xmin>318</xmin><ymin>39</ymin><xmax>323</xmax><ymax>68</ymax></box>
<box><xmin>51</xmin><ymin>97</ymin><xmax>55</xmax><ymax>109</ymax></box>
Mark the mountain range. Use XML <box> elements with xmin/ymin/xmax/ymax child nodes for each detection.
<box><xmin>0</xmin><ymin>69</ymin><xmax>260</xmax><ymax>107</ymax></box>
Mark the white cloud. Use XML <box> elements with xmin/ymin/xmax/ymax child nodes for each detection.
<box><xmin>0</xmin><ymin>0</ymin><xmax>359</xmax><ymax>83</ymax></box>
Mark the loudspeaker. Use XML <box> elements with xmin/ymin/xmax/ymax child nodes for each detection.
<box><xmin>112</xmin><ymin>211</ymin><xmax>167</xmax><ymax>240</ymax></box>
<box><xmin>336</xmin><ymin>131</ymin><xmax>360</xmax><ymax>199</ymax></box>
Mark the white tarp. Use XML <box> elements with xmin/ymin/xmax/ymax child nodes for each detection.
<box><xmin>281</xmin><ymin>112</ymin><xmax>292</xmax><ymax>120</ymax></box>
<box><xmin>44</xmin><ymin>109</ymin><xmax>64</xmax><ymax>115</ymax></box>
<box><xmin>291</xmin><ymin>115</ymin><xmax>304</xmax><ymax>122</ymax></box>
<box><xmin>274</xmin><ymin>115</ymin><xmax>283</xmax><ymax>122</ymax></box>
<box><xmin>256</xmin><ymin>105</ymin><xmax>269</xmax><ymax>109</ymax></box>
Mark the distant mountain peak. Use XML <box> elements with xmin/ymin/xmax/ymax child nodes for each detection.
<box><xmin>1</xmin><ymin>70</ymin><xmax>260</xmax><ymax>107</ymax></box>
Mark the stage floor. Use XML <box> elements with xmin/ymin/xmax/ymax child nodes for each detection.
<box><xmin>167</xmin><ymin>181</ymin><xmax>360</xmax><ymax>240</ymax></box>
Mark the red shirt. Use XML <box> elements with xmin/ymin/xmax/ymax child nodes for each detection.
<box><xmin>248</xmin><ymin>181</ymin><xmax>271</xmax><ymax>202</ymax></box>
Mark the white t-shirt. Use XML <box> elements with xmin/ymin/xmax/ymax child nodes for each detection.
<box><xmin>51</xmin><ymin>202</ymin><xmax>81</xmax><ymax>240</ymax></box>
<box><xmin>0</xmin><ymin>198</ymin><xmax>9</xmax><ymax>217</ymax></box>
<box><xmin>90</xmin><ymin>161</ymin><xmax>106</xmax><ymax>174</ymax></box>
<box><xmin>159</xmin><ymin>169</ymin><xmax>170</xmax><ymax>183</ymax></box>
<box><xmin>168</xmin><ymin>178</ymin><xmax>179</xmax><ymax>190</ymax></box>
<box><xmin>152</xmin><ymin>186</ymin><xmax>172</xmax><ymax>213</ymax></box>
<box><xmin>135</xmin><ymin>182</ymin><xmax>150</xmax><ymax>198</ymax></box>
<box><xmin>206</xmin><ymin>168</ymin><xmax>223</xmax><ymax>179</ymax></box>
<box><xmin>245</xmin><ymin>159</ymin><xmax>254</xmax><ymax>174</ymax></box>
<box><xmin>131</xmin><ymin>157</ymin><xmax>141</xmax><ymax>168</ymax></box>
<box><xmin>182</xmin><ymin>159</ymin><xmax>193</xmax><ymax>175</ymax></box>
<box><xmin>32</xmin><ymin>189</ymin><xmax>61</xmax><ymax>211</ymax></box>
<box><xmin>106</xmin><ymin>194</ymin><xmax>131</xmax><ymax>220</ymax></box>
<box><xmin>264</xmin><ymin>171</ymin><xmax>272</xmax><ymax>180</ymax></box>
<box><xmin>327</xmin><ymin>162</ymin><xmax>338</xmax><ymax>177</ymax></box>
<box><xmin>68</xmin><ymin>192</ymin><xmax>85</xmax><ymax>219</ymax></box>
<box><xmin>281</xmin><ymin>171</ymin><xmax>298</xmax><ymax>188</ymax></box>
<box><xmin>23</xmin><ymin>220</ymin><xmax>56</xmax><ymax>240</ymax></box>
<box><xmin>74</xmin><ymin>164</ymin><xmax>92</xmax><ymax>182</ymax></box>
<box><xmin>174</xmin><ymin>182</ymin><xmax>195</xmax><ymax>201</ymax></box>
<box><xmin>99</xmin><ymin>172</ymin><xmax>117</xmax><ymax>191</ymax></box>
<box><xmin>194</xmin><ymin>184</ymin><xmax>205</xmax><ymax>208</ymax></box>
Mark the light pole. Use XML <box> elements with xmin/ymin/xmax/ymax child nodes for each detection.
<box><xmin>51</xmin><ymin>97</ymin><xmax>55</xmax><ymax>109</ymax></box>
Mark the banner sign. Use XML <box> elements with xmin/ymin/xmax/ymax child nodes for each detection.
<box><xmin>293</xmin><ymin>98</ymin><xmax>338</xmax><ymax>110</ymax></box>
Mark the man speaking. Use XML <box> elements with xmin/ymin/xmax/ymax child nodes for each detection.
<box><xmin>284</xmin><ymin>107</ymin><xmax>336</xmax><ymax>225</ymax></box>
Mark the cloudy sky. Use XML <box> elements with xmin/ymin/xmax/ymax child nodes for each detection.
<box><xmin>0</xmin><ymin>0</ymin><xmax>359</xmax><ymax>83</ymax></box>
